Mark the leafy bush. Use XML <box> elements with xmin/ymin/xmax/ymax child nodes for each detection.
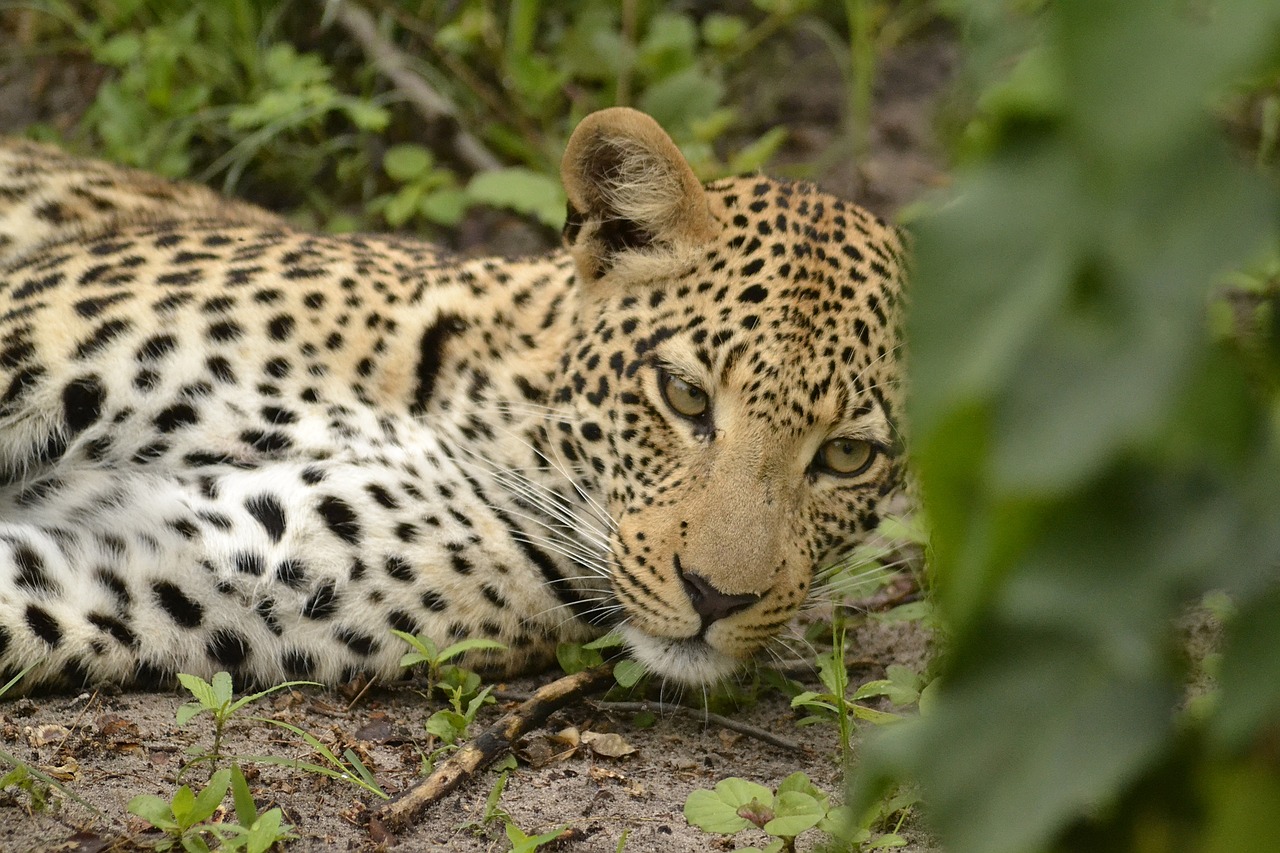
<box><xmin>857</xmin><ymin>2</ymin><xmax>1280</xmax><ymax>852</ymax></box>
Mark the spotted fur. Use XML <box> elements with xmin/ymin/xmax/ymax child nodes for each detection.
<box><xmin>0</xmin><ymin>109</ymin><xmax>906</xmax><ymax>691</ymax></box>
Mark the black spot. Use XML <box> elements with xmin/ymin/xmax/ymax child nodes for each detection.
<box><xmin>739</xmin><ymin>283</ymin><xmax>768</xmax><ymax>302</ymax></box>
<box><xmin>234</xmin><ymin>552</ymin><xmax>265</xmax><ymax>576</ymax></box>
<box><xmin>450</xmin><ymin>554</ymin><xmax>472</xmax><ymax>575</ymax></box>
<box><xmin>62</xmin><ymin>376</ymin><xmax>106</xmax><ymax>434</ymax></box>
<box><xmin>256</xmin><ymin>600</ymin><xmax>283</xmax><ymax>636</ymax></box>
<box><xmin>275</xmin><ymin>559</ymin><xmax>308</xmax><ymax>589</ymax></box>
<box><xmin>3</xmin><ymin>366</ymin><xmax>43</xmax><ymax>409</ymax></box>
<box><xmin>168</xmin><ymin>518</ymin><xmax>199</xmax><ymax>539</ymax></box>
<box><xmin>385</xmin><ymin>556</ymin><xmax>414</xmax><ymax>582</ymax></box>
<box><xmin>245</xmin><ymin>494</ymin><xmax>287</xmax><ymax>543</ymax></box>
<box><xmin>281</xmin><ymin>649</ymin><xmax>314</xmax><ymax>678</ymax></box>
<box><xmin>94</xmin><ymin>568</ymin><xmax>131</xmax><ymax>606</ymax></box>
<box><xmin>207</xmin><ymin>630</ymin><xmax>250</xmax><ymax>668</ymax></box>
<box><xmin>580</xmin><ymin>422</ymin><xmax>603</xmax><ymax>442</ymax></box>
<box><xmin>481</xmin><ymin>584</ymin><xmax>507</xmax><ymax>609</ymax></box>
<box><xmin>365</xmin><ymin>484</ymin><xmax>399</xmax><ymax>509</ymax></box>
<box><xmin>264</xmin><ymin>357</ymin><xmax>290</xmax><ymax>379</ymax></box>
<box><xmin>134</xmin><ymin>661</ymin><xmax>175</xmax><ymax>689</ymax></box>
<box><xmin>420</xmin><ymin>590</ymin><xmax>449</xmax><ymax>612</ymax></box>
<box><xmin>316</xmin><ymin>497</ymin><xmax>361</xmax><ymax>545</ymax></box>
<box><xmin>88</xmin><ymin>613</ymin><xmax>137</xmax><ymax>647</ymax></box>
<box><xmin>411</xmin><ymin>314</ymin><xmax>466</xmax><ymax>415</ymax></box>
<box><xmin>74</xmin><ymin>319</ymin><xmax>133</xmax><ymax>359</ymax></box>
<box><xmin>349</xmin><ymin>558</ymin><xmax>367</xmax><ymax>581</ymax></box>
<box><xmin>741</xmin><ymin>259</ymin><xmax>765</xmax><ymax>277</ymax></box>
<box><xmin>302</xmin><ymin>581</ymin><xmax>339</xmax><ymax>620</ymax></box>
<box><xmin>153</xmin><ymin>581</ymin><xmax>204</xmax><ymax>628</ymax></box>
<box><xmin>207</xmin><ymin>356</ymin><xmax>236</xmax><ymax>383</ymax></box>
<box><xmin>267</xmin><ymin>315</ymin><xmax>295</xmax><ymax>341</ymax></box>
<box><xmin>137</xmin><ymin>334</ymin><xmax>177</xmax><ymax>361</ymax></box>
<box><xmin>336</xmin><ymin>627</ymin><xmax>377</xmax><ymax>657</ymax></box>
<box><xmin>208</xmin><ymin>320</ymin><xmax>243</xmax><ymax>342</ymax></box>
<box><xmin>241</xmin><ymin>429</ymin><xmax>293</xmax><ymax>454</ymax></box>
<box><xmin>25</xmin><ymin>605</ymin><xmax>62</xmax><ymax>646</ymax></box>
<box><xmin>14</xmin><ymin>544</ymin><xmax>58</xmax><ymax>594</ymax></box>
<box><xmin>154</xmin><ymin>403</ymin><xmax>199</xmax><ymax>433</ymax></box>
<box><xmin>387</xmin><ymin>610</ymin><xmax>420</xmax><ymax>635</ymax></box>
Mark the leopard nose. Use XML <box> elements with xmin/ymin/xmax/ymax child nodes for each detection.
<box><xmin>678</xmin><ymin>564</ymin><xmax>761</xmax><ymax>625</ymax></box>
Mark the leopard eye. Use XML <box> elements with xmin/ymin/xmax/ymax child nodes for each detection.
<box><xmin>815</xmin><ymin>438</ymin><xmax>876</xmax><ymax>476</ymax></box>
<box><xmin>660</xmin><ymin>371</ymin><xmax>709</xmax><ymax>419</ymax></box>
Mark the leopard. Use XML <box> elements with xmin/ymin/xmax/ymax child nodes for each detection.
<box><xmin>0</xmin><ymin>108</ymin><xmax>907</xmax><ymax>693</ymax></box>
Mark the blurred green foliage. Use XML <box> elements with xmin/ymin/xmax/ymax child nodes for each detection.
<box><xmin>857</xmin><ymin>2</ymin><xmax>1280</xmax><ymax>852</ymax></box>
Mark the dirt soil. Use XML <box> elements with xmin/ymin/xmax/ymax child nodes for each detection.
<box><xmin>0</xmin><ymin>21</ymin><xmax>957</xmax><ymax>853</ymax></box>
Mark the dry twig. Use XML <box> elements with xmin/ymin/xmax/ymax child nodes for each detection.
<box><xmin>369</xmin><ymin>664</ymin><xmax>616</xmax><ymax>838</ymax></box>
<box><xmin>325</xmin><ymin>0</ymin><xmax>502</xmax><ymax>172</ymax></box>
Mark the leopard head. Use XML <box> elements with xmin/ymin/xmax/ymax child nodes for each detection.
<box><xmin>552</xmin><ymin>108</ymin><xmax>907</xmax><ymax>683</ymax></box>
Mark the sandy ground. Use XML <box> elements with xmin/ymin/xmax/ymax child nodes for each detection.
<box><xmin>0</xmin><ymin>17</ymin><xmax>956</xmax><ymax>853</ymax></box>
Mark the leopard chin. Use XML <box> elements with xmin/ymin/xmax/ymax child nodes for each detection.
<box><xmin>620</xmin><ymin>626</ymin><xmax>743</xmax><ymax>686</ymax></box>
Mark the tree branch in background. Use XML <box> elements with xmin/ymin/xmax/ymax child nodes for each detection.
<box><xmin>325</xmin><ymin>0</ymin><xmax>502</xmax><ymax>172</ymax></box>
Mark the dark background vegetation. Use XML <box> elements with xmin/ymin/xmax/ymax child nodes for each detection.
<box><xmin>1</xmin><ymin>1</ymin><xmax>1279</xmax><ymax>851</ymax></box>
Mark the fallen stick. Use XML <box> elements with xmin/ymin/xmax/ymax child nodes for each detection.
<box><xmin>369</xmin><ymin>663</ymin><xmax>616</xmax><ymax>837</ymax></box>
<box><xmin>326</xmin><ymin>0</ymin><xmax>503</xmax><ymax>172</ymax></box>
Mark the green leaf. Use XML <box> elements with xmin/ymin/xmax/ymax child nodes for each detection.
<box><xmin>637</xmin><ymin>67</ymin><xmax>725</xmax><ymax>137</ymax></box>
<box><xmin>341</xmin><ymin>99</ymin><xmax>389</xmax><ymax>132</ymax></box>
<box><xmin>211</xmin><ymin>671</ymin><xmax>234</xmax><ymax>708</ymax></box>
<box><xmin>684</xmin><ymin>788</ymin><xmax>752</xmax><ymax>834</ymax></box>
<box><xmin>426</xmin><ymin>709</ymin><xmax>467</xmax><ymax>744</ymax></box>
<box><xmin>437</xmin><ymin>637</ymin><xmax>508</xmax><ymax>664</ymax></box>
<box><xmin>176</xmin><ymin>702</ymin><xmax>207</xmax><ymax>726</ymax></box>
<box><xmin>230</xmin><ymin>764</ymin><xmax>257</xmax><ymax>827</ymax></box>
<box><xmin>556</xmin><ymin>643</ymin><xmax>602</xmax><ymax>674</ymax></box>
<box><xmin>190</xmin><ymin>769</ymin><xmax>230</xmax><ymax>823</ymax></box>
<box><xmin>763</xmin><ymin>790</ymin><xmax>826</xmax><ymax>837</ymax></box>
<box><xmin>727</xmin><ymin>127</ymin><xmax>787</xmax><ymax>174</ymax></box>
<box><xmin>701</xmin><ymin>14</ymin><xmax>748</xmax><ymax>49</ymax></box>
<box><xmin>384</xmin><ymin>186</ymin><xmax>423</xmax><ymax>228</ymax></box>
<box><xmin>128</xmin><ymin>793</ymin><xmax>177</xmax><ymax>829</ymax></box>
<box><xmin>383</xmin><ymin>144</ymin><xmax>434</xmax><ymax>183</ymax></box>
<box><xmin>169</xmin><ymin>785</ymin><xmax>196</xmax><ymax>826</ymax></box>
<box><xmin>419</xmin><ymin>189</ymin><xmax>468</xmax><ymax>227</ymax></box>
<box><xmin>582</xmin><ymin>632</ymin><xmax>625</xmax><ymax>651</ymax></box>
<box><xmin>613</xmin><ymin>659</ymin><xmax>646</xmax><ymax>688</ymax></box>
<box><xmin>177</xmin><ymin>673</ymin><xmax>217</xmax><ymax>710</ymax></box>
<box><xmin>465</xmin><ymin>168</ymin><xmax>565</xmax><ymax>229</ymax></box>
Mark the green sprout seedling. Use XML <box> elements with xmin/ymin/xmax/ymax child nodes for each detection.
<box><xmin>129</xmin><ymin>764</ymin><xmax>296</xmax><ymax>853</ymax></box>
<box><xmin>176</xmin><ymin>671</ymin><xmax>319</xmax><ymax>770</ymax></box>
<box><xmin>685</xmin><ymin>771</ymin><xmax>913</xmax><ymax>853</ymax></box>
<box><xmin>392</xmin><ymin>631</ymin><xmax>506</xmax><ymax>696</ymax></box>
<box><xmin>556</xmin><ymin>632</ymin><xmax>647</xmax><ymax>689</ymax></box>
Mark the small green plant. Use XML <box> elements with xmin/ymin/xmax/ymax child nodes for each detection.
<box><xmin>249</xmin><ymin>718</ymin><xmax>387</xmax><ymax>800</ymax></box>
<box><xmin>176</xmin><ymin>671</ymin><xmax>318</xmax><ymax>769</ymax></box>
<box><xmin>425</xmin><ymin>683</ymin><xmax>497</xmax><ymax>748</ymax></box>
<box><xmin>129</xmin><ymin>764</ymin><xmax>296</xmax><ymax>853</ymax></box>
<box><xmin>373</xmin><ymin>143</ymin><xmax>565</xmax><ymax>231</ymax></box>
<box><xmin>556</xmin><ymin>632</ymin><xmax>646</xmax><ymax>689</ymax></box>
<box><xmin>685</xmin><ymin>771</ymin><xmax>910</xmax><ymax>853</ymax></box>
<box><xmin>503</xmin><ymin>820</ymin><xmax>569</xmax><ymax>853</ymax></box>
<box><xmin>393</xmin><ymin>630</ymin><xmax>507</xmax><ymax>696</ymax></box>
<box><xmin>0</xmin><ymin>764</ymin><xmax>55</xmax><ymax>814</ymax></box>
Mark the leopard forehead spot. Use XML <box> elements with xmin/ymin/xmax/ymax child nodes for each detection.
<box><xmin>0</xmin><ymin>108</ymin><xmax>906</xmax><ymax>692</ymax></box>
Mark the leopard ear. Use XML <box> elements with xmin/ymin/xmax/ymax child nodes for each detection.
<box><xmin>561</xmin><ymin>108</ymin><xmax>714</xmax><ymax>279</ymax></box>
